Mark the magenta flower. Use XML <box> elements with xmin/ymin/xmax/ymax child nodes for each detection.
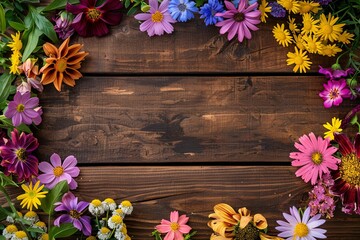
<box><xmin>155</xmin><ymin>211</ymin><xmax>191</xmax><ymax>240</ymax></box>
<box><xmin>290</xmin><ymin>132</ymin><xmax>339</xmax><ymax>185</ymax></box>
<box><xmin>66</xmin><ymin>0</ymin><xmax>123</xmax><ymax>37</ymax></box>
<box><xmin>38</xmin><ymin>153</ymin><xmax>80</xmax><ymax>190</ymax></box>
<box><xmin>319</xmin><ymin>65</ymin><xmax>354</xmax><ymax>80</ymax></box>
<box><xmin>0</xmin><ymin>129</ymin><xmax>39</xmax><ymax>182</ymax></box>
<box><xmin>134</xmin><ymin>0</ymin><xmax>176</xmax><ymax>37</ymax></box>
<box><xmin>215</xmin><ymin>0</ymin><xmax>261</xmax><ymax>42</ymax></box>
<box><xmin>5</xmin><ymin>91</ymin><xmax>42</xmax><ymax>127</ymax></box>
<box><xmin>54</xmin><ymin>192</ymin><xmax>92</xmax><ymax>236</ymax></box>
<box><xmin>319</xmin><ymin>79</ymin><xmax>351</xmax><ymax>108</ymax></box>
<box><xmin>54</xmin><ymin>11</ymin><xmax>75</xmax><ymax>40</ymax></box>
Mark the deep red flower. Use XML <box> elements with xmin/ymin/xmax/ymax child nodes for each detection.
<box><xmin>66</xmin><ymin>0</ymin><xmax>123</xmax><ymax>37</ymax></box>
<box><xmin>332</xmin><ymin>133</ymin><xmax>360</xmax><ymax>215</ymax></box>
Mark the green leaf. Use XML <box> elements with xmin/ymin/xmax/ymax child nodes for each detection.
<box><xmin>0</xmin><ymin>235</ymin><xmax>6</xmax><ymax>240</ymax></box>
<box><xmin>22</xmin><ymin>27</ymin><xmax>42</xmax><ymax>62</ymax></box>
<box><xmin>29</xmin><ymin>6</ymin><xmax>58</xmax><ymax>43</ymax></box>
<box><xmin>0</xmin><ymin>206</ymin><xmax>12</xmax><ymax>221</ymax></box>
<box><xmin>0</xmin><ymin>4</ymin><xmax>6</xmax><ymax>33</ymax></box>
<box><xmin>40</xmin><ymin>180</ymin><xmax>69</xmax><ymax>214</ymax></box>
<box><xmin>42</xmin><ymin>0</ymin><xmax>68</xmax><ymax>12</ymax></box>
<box><xmin>0</xmin><ymin>73</ymin><xmax>15</xmax><ymax>104</ymax></box>
<box><xmin>27</xmin><ymin>227</ymin><xmax>45</xmax><ymax>234</ymax></box>
<box><xmin>49</xmin><ymin>223</ymin><xmax>78</xmax><ymax>239</ymax></box>
<box><xmin>8</xmin><ymin>21</ymin><xmax>25</xmax><ymax>31</ymax></box>
<box><xmin>0</xmin><ymin>172</ymin><xmax>18</xmax><ymax>188</ymax></box>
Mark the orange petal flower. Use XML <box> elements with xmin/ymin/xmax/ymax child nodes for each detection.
<box><xmin>40</xmin><ymin>37</ymin><xmax>88</xmax><ymax>91</ymax></box>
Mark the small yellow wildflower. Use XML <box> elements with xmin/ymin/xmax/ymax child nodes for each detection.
<box><xmin>288</xmin><ymin>17</ymin><xmax>299</xmax><ymax>33</ymax></box>
<box><xmin>7</xmin><ymin>32</ymin><xmax>22</xmax><ymax>52</ymax></box>
<box><xmin>273</xmin><ymin>23</ymin><xmax>293</xmax><ymax>47</ymax></box>
<box><xmin>317</xmin><ymin>13</ymin><xmax>345</xmax><ymax>42</ymax></box>
<box><xmin>9</xmin><ymin>51</ymin><xmax>22</xmax><ymax>74</ymax></box>
<box><xmin>259</xmin><ymin>0</ymin><xmax>271</xmax><ymax>23</ymax></box>
<box><xmin>16</xmin><ymin>181</ymin><xmax>48</xmax><ymax>211</ymax></box>
<box><xmin>301</xmin><ymin>13</ymin><xmax>319</xmax><ymax>35</ymax></box>
<box><xmin>323</xmin><ymin>117</ymin><xmax>342</xmax><ymax>140</ymax></box>
<box><xmin>302</xmin><ymin>34</ymin><xmax>322</xmax><ymax>54</ymax></box>
<box><xmin>286</xmin><ymin>47</ymin><xmax>312</xmax><ymax>73</ymax></box>
<box><xmin>318</xmin><ymin>44</ymin><xmax>342</xmax><ymax>57</ymax></box>
<box><xmin>298</xmin><ymin>1</ymin><xmax>320</xmax><ymax>14</ymax></box>
<box><xmin>293</xmin><ymin>34</ymin><xmax>306</xmax><ymax>50</ymax></box>
<box><xmin>337</xmin><ymin>30</ymin><xmax>354</xmax><ymax>44</ymax></box>
<box><xmin>277</xmin><ymin>0</ymin><xmax>300</xmax><ymax>14</ymax></box>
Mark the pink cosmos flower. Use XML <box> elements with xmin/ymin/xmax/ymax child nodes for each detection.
<box><xmin>215</xmin><ymin>0</ymin><xmax>261</xmax><ymax>42</ymax></box>
<box><xmin>290</xmin><ymin>132</ymin><xmax>340</xmax><ymax>185</ymax></box>
<box><xmin>156</xmin><ymin>211</ymin><xmax>191</xmax><ymax>240</ymax></box>
<box><xmin>134</xmin><ymin>0</ymin><xmax>176</xmax><ymax>37</ymax></box>
<box><xmin>319</xmin><ymin>79</ymin><xmax>351</xmax><ymax>108</ymax></box>
<box><xmin>38</xmin><ymin>153</ymin><xmax>80</xmax><ymax>190</ymax></box>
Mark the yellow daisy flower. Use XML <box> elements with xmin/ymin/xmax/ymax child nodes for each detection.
<box><xmin>7</xmin><ymin>32</ymin><xmax>22</xmax><ymax>52</ymax></box>
<box><xmin>259</xmin><ymin>0</ymin><xmax>271</xmax><ymax>23</ymax></box>
<box><xmin>298</xmin><ymin>1</ymin><xmax>320</xmax><ymax>14</ymax></box>
<box><xmin>16</xmin><ymin>181</ymin><xmax>48</xmax><ymax>211</ymax></box>
<box><xmin>337</xmin><ymin>30</ymin><xmax>354</xmax><ymax>44</ymax></box>
<box><xmin>302</xmin><ymin>34</ymin><xmax>322</xmax><ymax>54</ymax></box>
<box><xmin>273</xmin><ymin>23</ymin><xmax>293</xmax><ymax>47</ymax></box>
<box><xmin>318</xmin><ymin>43</ymin><xmax>342</xmax><ymax>57</ymax></box>
<box><xmin>288</xmin><ymin>17</ymin><xmax>299</xmax><ymax>33</ymax></box>
<box><xmin>317</xmin><ymin>13</ymin><xmax>345</xmax><ymax>42</ymax></box>
<box><xmin>286</xmin><ymin>47</ymin><xmax>312</xmax><ymax>73</ymax></box>
<box><xmin>293</xmin><ymin>34</ymin><xmax>306</xmax><ymax>50</ymax></box>
<box><xmin>277</xmin><ymin>0</ymin><xmax>300</xmax><ymax>14</ymax></box>
<box><xmin>301</xmin><ymin>13</ymin><xmax>319</xmax><ymax>35</ymax></box>
<box><xmin>323</xmin><ymin>117</ymin><xmax>342</xmax><ymax>140</ymax></box>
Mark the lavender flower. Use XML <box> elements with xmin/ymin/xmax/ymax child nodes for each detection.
<box><xmin>54</xmin><ymin>11</ymin><xmax>75</xmax><ymax>40</ymax></box>
<box><xmin>319</xmin><ymin>64</ymin><xmax>355</xmax><ymax>80</ymax></box>
<box><xmin>5</xmin><ymin>91</ymin><xmax>42</xmax><ymax>127</ymax></box>
<box><xmin>54</xmin><ymin>192</ymin><xmax>92</xmax><ymax>236</ymax></box>
<box><xmin>319</xmin><ymin>79</ymin><xmax>351</xmax><ymax>108</ymax></box>
<box><xmin>315</xmin><ymin>0</ymin><xmax>332</xmax><ymax>5</ymax></box>
<box><xmin>269</xmin><ymin>2</ymin><xmax>286</xmax><ymax>18</ymax></box>
<box><xmin>0</xmin><ymin>129</ymin><xmax>39</xmax><ymax>182</ymax></box>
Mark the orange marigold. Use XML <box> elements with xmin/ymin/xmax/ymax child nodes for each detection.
<box><xmin>40</xmin><ymin>38</ymin><xmax>88</xmax><ymax>91</ymax></box>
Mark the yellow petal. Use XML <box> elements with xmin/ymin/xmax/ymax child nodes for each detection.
<box><xmin>260</xmin><ymin>232</ymin><xmax>284</xmax><ymax>240</ymax></box>
<box><xmin>254</xmin><ymin>213</ymin><xmax>268</xmax><ymax>230</ymax></box>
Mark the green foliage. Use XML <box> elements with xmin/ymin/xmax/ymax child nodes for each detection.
<box><xmin>48</xmin><ymin>223</ymin><xmax>78</xmax><ymax>240</ymax></box>
<box><xmin>0</xmin><ymin>4</ymin><xmax>5</xmax><ymax>33</ymax></box>
<box><xmin>40</xmin><ymin>180</ymin><xmax>69</xmax><ymax>215</ymax></box>
<box><xmin>22</xmin><ymin>27</ymin><xmax>42</xmax><ymax>62</ymax></box>
<box><xmin>29</xmin><ymin>6</ymin><xmax>58</xmax><ymax>43</ymax></box>
<box><xmin>0</xmin><ymin>73</ymin><xmax>15</xmax><ymax>106</ymax></box>
<box><xmin>0</xmin><ymin>206</ymin><xmax>12</xmax><ymax>222</ymax></box>
<box><xmin>8</xmin><ymin>20</ymin><xmax>25</xmax><ymax>31</ymax></box>
<box><xmin>0</xmin><ymin>172</ymin><xmax>18</xmax><ymax>188</ymax></box>
<box><xmin>42</xmin><ymin>0</ymin><xmax>80</xmax><ymax>12</ymax></box>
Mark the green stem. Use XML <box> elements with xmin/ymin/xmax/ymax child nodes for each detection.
<box><xmin>95</xmin><ymin>215</ymin><xmax>101</xmax><ymax>230</ymax></box>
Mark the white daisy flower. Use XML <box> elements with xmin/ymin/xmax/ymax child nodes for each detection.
<box><xmin>97</xmin><ymin>227</ymin><xmax>111</xmax><ymax>240</ymax></box>
<box><xmin>102</xmin><ymin>198</ymin><xmax>117</xmax><ymax>211</ymax></box>
<box><xmin>24</xmin><ymin>211</ymin><xmax>39</xmax><ymax>225</ymax></box>
<box><xmin>3</xmin><ymin>224</ymin><xmax>18</xmax><ymax>239</ymax></box>
<box><xmin>11</xmin><ymin>231</ymin><xmax>28</xmax><ymax>240</ymax></box>
<box><xmin>118</xmin><ymin>200</ymin><xmax>133</xmax><ymax>215</ymax></box>
<box><xmin>89</xmin><ymin>199</ymin><xmax>105</xmax><ymax>216</ymax></box>
<box><xmin>108</xmin><ymin>215</ymin><xmax>123</xmax><ymax>230</ymax></box>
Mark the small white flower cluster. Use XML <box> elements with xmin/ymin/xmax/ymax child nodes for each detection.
<box><xmin>88</xmin><ymin>198</ymin><xmax>133</xmax><ymax>240</ymax></box>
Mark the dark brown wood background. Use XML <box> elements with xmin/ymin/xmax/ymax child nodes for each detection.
<box><xmin>5</xmin><ymin>13</ymin><xmax>360</xmax><ymax>239</ymax></box>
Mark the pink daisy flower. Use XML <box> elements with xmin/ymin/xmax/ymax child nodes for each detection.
<box><xmin>38</xmin><ymin>153</ymin><xmax>80</xmax><ymax>190</ymax></box>
<box><xmin>134</xmin><ymin>0</ymin><xmax>176</xmax><ymax>37</ymax></box>
<box><xmin>319</xmin><ymin>79</ymin><xmax>351</xmax><ymax>108</ymax></box>
<box><xmin>215</xmin><ymin>0</ymin><xmax>261</xmax><ymax>42</ymax></box>
<box><xmin>290</xmin><ymin>132</ymin><xmax>340</xmax><ymax>185</ymax></box>
<box><xmin>155</xmin><ymin>211</ymin><xmax>191</xmax><ymax>240</ymax></box>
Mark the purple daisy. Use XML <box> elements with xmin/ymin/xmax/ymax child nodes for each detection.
<box><xmin>215</xmin><ymin>0</ymin><xmax>261</xmax><ymax>42</ymax></box>
<box><xmin>319</xmin><ymin>79</ymin><xmax>351</xmax><ymax>108</ymax></box>
<box><xmin>38</xmin><ymin>153</ymin><xmax>80</xmax><ymax>190</ymax></box>
<box><xmin>54</xmin><ymin>192</ymin><xmax>92</xmax><ymax>236</ymax></box>
<box><xmin>54</xmin><ymin>11</ymin><xmax>75</xmax><ymax>40</ymax></box>
<box><xmin>0</xmin><ymin>129</ymin><xmax>39</xmax><ymax>182</ymax></box>
<box><xmin>5</xmin><ymin>91</ymin><xmax>42</xmax><ymax>127</ymax></box>
<box><xmin>134</xmin><ymin>0</ymin><xmax>176</xmax><ymax>37</ymax></box>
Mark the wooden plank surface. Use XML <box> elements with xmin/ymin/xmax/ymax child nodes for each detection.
<box><xmin>4</xmin><ymin>166</ymin><xmax>359</xmax><ymax>239</ymax></box>
<box><xmin>37</xmin><ymin>76</ymin><xmax>353</xmax><ymax>164</ymax></box>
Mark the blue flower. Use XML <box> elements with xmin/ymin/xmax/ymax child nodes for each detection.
<box><xmin>248</xmin><ymin>0</ymin><xmax>258</xmax><ymax>5</ymax></box>
<box><xmin>233</xmin><ymin>0</ymin><xmax>257</xmax><ymax>8</ymax></box>
<box><xmin>199</xmin><ymin>0</ymin><xmax>224</xmax><ymax>26</ymax></box>
<box><xmin>315</xmin><ymin>0</ymin><xmax>332</xmax><ymax>5</ymax></box>
<box><xmin>269</xmin><ymin>2</ymin><xmax>286</xmax><ymax>18</ymax></box>
<box><xmin>168</xmin><ymin>0</ymin><xmax>198</xmax><ymax>22</ymax></box>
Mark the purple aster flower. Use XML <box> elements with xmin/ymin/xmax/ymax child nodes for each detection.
<box><xmin>5</xmin><ymin>91</ymin><xmax>42</xmax><ymax>127</ymax></box>
<box><xmin>199</xmin><ymin>0</ymin><xmax>225</xmax><ymax>26</ymax></box>
<box><xmin>54</xmin><ymin>192</ymin><xmax>92</xmax><ymax>236</ymax></box>
<box><xmin>0</xmin><ymin>129</ymin><xmax>39</xmax><ymax>182</ymax></box>
<box><xmin>319</xmin><ymin>65</ymin><xmax>355</xmax><ymax>80</ymax></box>
<box><xmin>315</xmin><ymin>0</ymin><xmax>332</xmax><ymax>5</ymax></box>
<box><xmin>215</xmin><ymin>0</ymin><xmax>261</xmax><ymax>42</ymax></box>
<box><xmin>134</xmin><ymin>0</ymin><xmax>176</xmax><ymax>37</ymax></box>
<box><xmin>269</xmin><ymin>2</ymin><xmax>286</xmax><ymax>18</ymax></box>
<box><xmin>38</xmin><ymin>153</ymin><xmax>80</xmax><ymax>190</ymax></box>
<box><xmin>319</xmin><ymin>79</ymin><xmax>351</xmax><ymax>108</ymax></box>
<box><xmin>54</xmin><ymin>11</ymin><xmax>75</xmax><ymax>40</ymax></box>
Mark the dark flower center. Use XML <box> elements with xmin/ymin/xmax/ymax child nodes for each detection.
<box><xmin>178</xmin><ymin>3</ymin><xmax>187</xmax><ymax>12</ymax></box>
<box><xmin>340</xmin><ymin>153</ymin><xmax>360</xmax><ymax>186</ymax></box>
<box><xmin>86</xmin><ymin>8</ymin><xmax>102</xmax><ymax>22</ymax></box>
<box><xmin>234</xmin><ymin>223</ymin><xmax>260</xmax><ymax>240</ymax></box>
<box><xmin>70</xmin><ymin>210</ymin><xmax>81</xmax><ymax>219</ymax></box>
<box><xmin>329</xmin><ymin>88</ymin><xmax>339</xmax><ymax>99</ymax></box>
<box><xmin>16</xmin><ymin>104</ymin><xmax>25</xmax><ymax>113</ymax></box>
<box><xmin>15</xmin><ymin>148</ymin><xmax>27</xmax><ymax>161</ymax></box>
<box><xmin>234</xmin><ymin>13</ymin><xmax>245</xmax><ymax>22</ymax></box>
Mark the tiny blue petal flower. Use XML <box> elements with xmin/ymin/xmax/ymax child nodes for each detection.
<box><xmin>269</xmin><ymin>2</ymin><xmax>286</xmax><ymax>18</ymax></box>
<box><xmin>199</xmin><ymin>0</ymin><xmax>225</xmax><ymax>26</ymax></box>
<box><xmin>248</xmin><ymin>0</ymin><xmax>258</xmax><ymax>5</ymax></box>
<box><xmin>168</xmin><ymin>0</ymin><xmax>198</xmax><ymax>22</ymax></box>
<box><xmin>232</xmin><ymin>0</ymin><xmax>239</xmax><ymax>8</ymax></box>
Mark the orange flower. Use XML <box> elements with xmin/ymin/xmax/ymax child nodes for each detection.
<box><xmin>40</xmin><ymin>38</ymin><xmax>88</xmax><ymax>91</ymax></box>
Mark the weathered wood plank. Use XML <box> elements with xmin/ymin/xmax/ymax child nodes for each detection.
<box><xmin>37</xmin><ymin>76</ymin><xmax>353</xmax><ymax>164</ymax></box>
<box><xmin>64</xmin><ymin>17</ymin><xmax>330</xmax><ymax>74</ymax></box>
<box><xmin>3</xmin><ymin>166</ymin><xmax>359</xmax><ymax>239</ymax></box>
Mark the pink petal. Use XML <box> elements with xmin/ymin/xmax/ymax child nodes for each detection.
<box><xmin>149</xmin><ymin>0</ymin><xmax>159</xmax><ymax>11</ymax></box>
<box><xmin>63</xmin><ymin>155</ymin><xmax>77</xmax><ymax>169</ymax></box>
<box><xmin>156</xmin><ymin>224</ymin><xmax>171</xmax><ymax>233</ymax></box>
<box><xmin>170</xmin><ymin>211</ymin><xmax>179</xmax><ymax>222</ymax></box>
<box><xmin>177</xmin><ymin>215</ymin><xmax>189</xmax><ymax>225</ymax></box>
<box><xmin>135</xmin><ymin>13</ymin><xmax>151</xmax><ymax>21</ymax></box>
<box><xmin>178</xmin><ymin>224</ymin><xmax>191</xmax><ymax>234</ymax></box>
<box><xmin>50</xmin><ymin>153</ymin><xmax>62</xmax><ymax>167</ymax></box>
<box><xmin>159</xmin><ymin>0</ymin><xmax>169</xmax><ymax>12</ymax></box>
<box><xmin>39</xmin><ymin>161</ymin><xmax>54</xmax><ymax>173</ymax></box>
<box><xmin>164</xmin><ymin>231</ymin><xmax>175</xmax><ymax>240</ymax></box>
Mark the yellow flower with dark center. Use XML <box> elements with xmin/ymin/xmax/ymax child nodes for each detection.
<box><xmin>337</xmin><ymin>30</ymin><xmax>354</xmax><ymax>44</ymax></box>
<box><xmin>302</xmin><ymin>34</ymin><xmax>322</xmax><ymax>54</ymax></box>
<box><xmin>298</xmin><ymin>1</ymin><xmax>320</xmax><ymax>14</ymax></box>
<box><xmin>273</xmin><ymin>24</ymin><xmax>293</xmax><ymax>47</ymax></box>
<box><xmin>318</xmin><ymin>44</ymin><xmax>342</xmax><ymax>57</ymax></box>
<box><xmin>317</xmin><ymin>13</ymin><xmax>345</xmax><ymax>42</ymax></box>
<box><xmin>323</xmin><ymin>117</ymin><xmax>342</xmax><ymax>140</ymax></box>
<box><xmin>301</xmin><ymin>13</ymin><xmax>319</xmax><ymax>35</ymax></box>
<box><xmin>40</xmin><ymin>37</ymin><xmax>88</xmax><ymax>91</ymax></box>
<box><xmin>286</xmin><ymin>47</ymin><xmax>312</xmax><ymax>73</ymax></box>
<box><xmin>259</xmin><ymin>0</ymin><xmax>271</xmax><ymax>23</ymax></box>
<box><xmin>277</xmin><ymin>0</ymin><xmax>300</xmax><ymax>14</ymax></box>
<box><xmin>16</xmin><ymin>181</ymin><xmax>48</xmax><ymax>211</ymax></box>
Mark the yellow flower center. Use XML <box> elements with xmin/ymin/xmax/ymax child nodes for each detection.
<box><xmin>6</xmin><ymin>224</ymin><xmax>18</xmax><ymax>233</ymax></box>
<box><xmin>121</xmin><ymin>200</ymin><xmax>132</xmax><ymax>207</ymax></box>
<box><xmin>104</xmin><ymin>198</ymin><xmax>115</xmax><ymax>204</ymax></box>
<box><xmin>329</xmin><ymin>88</ymin><xmax>339</xmax><ymax>100</ymax></box>
<box><xmin>69</xmin><ymin>210</ymin><xmax>81</xmax><ymax>219</ymax></box>
<box><xmin>87</xmin><ymin>8</ymin><xmax>101</xmax><ymax>22</ymax></box>
<box><xmin>28</xmin><ymin>190</ymin><xmax>36</xmax><ymax>198</ymax></box>
<box><xmin>53</xmin><ymin>166</ymin><xmax>64</xmax><ymax>177</ymax></box>
<box><xmin>100</xmin><ymin>227</ymin><xmax>111</xmax><ymax>234</ymax></box>
<box><xmin>15</xmin><ymin>231</ymin><xmax>27</xmax><ymax>238</ymax></box>
<box><xmin>91</xmin><ymin>199</ymin><xmax>102</xmax><ymax>207</ymax></box>
<box><xmin>322</xmin><ymin>24</ymin><xmax>333</xmax><ymax>34</ymax></box>
<box><xmin>55</xmin><ymin>58</ymin><xmax>67</xmax><ymax>73</ymax></box>
<box><xmin>25</xmin><ymin>211</ymin><xmax>37</xmax><ymax>218</ymax></box>
<box><xmin>111</xmin><ymin>215</ymin><xmax>123</xmax><ymax>224</ymax></box>
<box><xmin>151</xmin><ymin>11</ymin><xmax>164</xmax><ymax>23</ymax></box>
<box><xmin>16</xmin><ymin>103</ymin><xmax>25</xmax><ymax>112</ymax></box>
<box><xmin>340</xmin><ymin>153</ymin><xmax>360</xmax><ymax>186</ymax></box>
<box><xmin>294</xmin><ymin>223</ymin><xmax>309</xmax><ymax>237</ymax></box>
<box><xmin>170</xmin><ymin>222</ymin><xmax>179</xmax><ymax>231</ymax></box>
<box><xmin>15</xmin><ymin>148</ymin><xmax>27</xmax><ymax>161</ymax></box>
<box><xmin>35</xmin><ymin>221</ymin><xmax>46</xmax><ymax>228</ymax></box>
<box><xmin>40</xmin><ymin>234</ymin><xmax>49</xmax><ymax>240</ymax></box>
<box><xmin>282</xmin><ymin>0</ymin><xmax>293</xmax><ymax>10</ymax></box>
<box><xmin>302</xmin><ymin>5</ymin><xmax>312</xmax><ymax>13</ymax></box>
<box><xmin>303</xmin><ymin>21</ymin><xmax>312</xmax><ymax>31</ymax></box>
<box><xmin>278</xmin><ymin>32</ymin><xmax>287</xmax><ymax>40</ymax></box>
<box><xmin>294</xmin><ymin>56</ymin><xmax>304</xmax><ymax>65</ymax></box>
<box><xmin>311</xmin><ymin>152</ymin><xmax>322</xmax><ymax>165</ymax></box>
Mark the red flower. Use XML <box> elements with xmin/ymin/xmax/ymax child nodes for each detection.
<box><xmin>332</xmin><ymin>133</ymin><xmax>360</xmax><ymax>215</ymax></box>
<box><xmin>66</xmin><ymin>0</ymin><xmax>123</xmax><ymax>37</ymax></box>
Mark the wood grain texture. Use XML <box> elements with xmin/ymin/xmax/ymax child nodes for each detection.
<box><xmin>3</xmin><ymin>166</ymin><xmax>359</xmax><ymax>239</ymax></box>
<box><xmin>36</xmin><ymin>76</ymin><xmax>353</xmax><ymax>164</ymax></box>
